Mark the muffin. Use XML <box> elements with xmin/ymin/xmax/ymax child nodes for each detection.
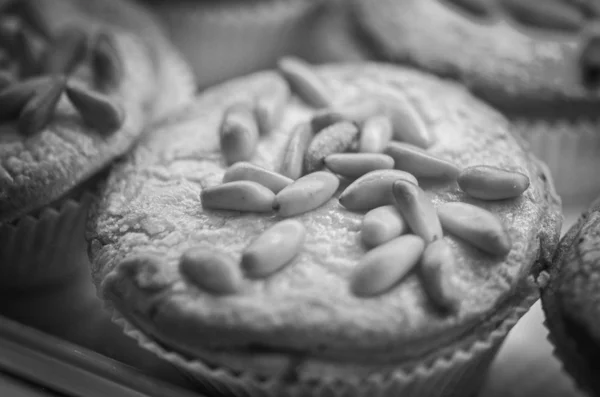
<box><xmin>542</xmin><ymin>196</ymin><xmax>600</xmax><ymax>397</ymax></box>
<box><xmin>139</xmin><ymin>0</ymin><xmax>327</xmax><ymax>89</ymax></box>
<box><xmin>307</xmin><ymin>0</ymin><xmax>600</xmax><ymax>204</ymax></box>
<box><xmin>88</xmin><ymin>60</ymin><xmax>562</xmax><ymax>397</ymax></box>
<box><xmin>0</xmin><ymin>0</ymin><xmax>194</xmax><ymax>339</ymax></box>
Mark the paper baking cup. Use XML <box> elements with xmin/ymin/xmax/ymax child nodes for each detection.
<box><xmin>542</xmin><ymin>264</ymin><xmax>598</xmax><ymax>396</ymax></box>
<box><xmin>108</xmin><ymin>280</ymin><xmax>539</xmax><ymax>397</ymax></box>
<box><xmin>147</xmin><ymin>0</ymin><xmax>322</xmax><ymax>89</ymax></box>
<box><xmin>0</xmin><ymin>192</ymin><xmax>95</xmax><ymax>292</ymax></box>
<box><xmin>514</xmin><ymin>118</ymin><xmax>600</xmax><ymax>206</ymax></box>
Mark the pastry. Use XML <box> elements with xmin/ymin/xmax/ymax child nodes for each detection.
<box><xmin>88</xmin><ymin>60</ymin><xmax>562</xmax><ymax>397</ymax></box>
<box><xmin>0</xmin><ymin>0</ymin><xmax>193</xmax><ymax>312</ymax></box>
<box><xmin>140</xmin><ymin>0</ymin><xmax>327</xmax><ymax>89</ymax></box>
<box><xmin>542</xmin><ymin>196</ymin><xmax>600</xmax><ymax>397</ymax></box>
<box><xmin>310</xmin><ymin>0</ymin><xmax>600</xmax><ymax>204</ymax></box>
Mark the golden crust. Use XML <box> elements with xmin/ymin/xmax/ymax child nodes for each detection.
<box><xmin>88</xmin><ymin>64</ymin><xmax>562</xmax><ymax>368</ymax></box>
<box><xmin>0</xmin><ymin>0</ymin><xmax>194</xmax><ymax>222</ymax></box>
<box><xmin>350</xmin><ymin>0</ymin><xmax>600</xmax><ymax>110</ymax></box>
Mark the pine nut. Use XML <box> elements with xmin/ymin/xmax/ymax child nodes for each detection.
<box><xmin>242</xmin><ymin>220</ymin><xmax>306</xmax><ymax>278</ymax></box>
<box><xmin>380</xmin><ymin>96</ymin><xmax>433</xmax><ymax>148</ymax></box>
<box><xmin>385</xmin><ymin>141</ymin><xmax>460</xmax><ymax>180</ymax></box>
<box><xmin>304</xmin><ymin>121</ymin><xmax>359</xmax><ymax>173</ymax></box>
<box><xmin>223</xmin><ymin>162</ymin><xmax>293</xmax><ymax>193</ymax></box>
<box><xmin>277</xmin><ymin>56</ymin><xmax>332</xmax><ymax>108</ymax></box>
<box><xmin>65</xmin><ymin>82</ymin><xmax>124</xmax><ymax>135</ymax></box>
<box><xmin>419</xmin><ymin>239</ymin><xmax>460</xmax><ymax>313</ymax></box>
<box><xmin>350</xmin><ymin>235</ymin><xmax>425</xmax><ymax>297</ymax></box>
<box><xmin>392</xmin><ymin>180</ymin><xmax>443</xmax><ymax>243</ymax></box>
<box><xmin>359</xmin><ymin>114</ymin><xmax>393</xmax><ymax>153</ymax></box>
<box><xmin>458</xmin><ymin>165</ymin><xmax>530</xmax><ymax>200</ymax></box>
<box><xmin>280</xmin><ymin>123</ymin><xmax>313</xmax><ymax>180</ymax></box>
<box><xmin>339</xmin><ymin>169</ymin><xmax>418</xmax><ymax>211</ymax></box>
<box><xmin>201</xmin><ymin>181</ymin><xmax>275</xmax><ymax>212</ymax></box>
<box><xmin>254</xmin><ymin>84</ymin><xmax>289</xmax><ymax>135</ymax></box>
<box><xmin>180</xmin><ymin>248</ymin><xmax>241</xmax><ymax>295</ymax></box>
<box><xmin>310</xmin><ymin>109</ymin><xmax>346</xmax><ymax>133</ymax></box>
<box><xmin>219</xmin><ymin>102</ymin><xmax>259</xmax><ymax>165</ymax></box>
<box><xmin>325</xmin><ymin>153</ymin><xmax>394</xmax><ymax>179</ymax></box>
<box><xmin>274</xmin><ymin>171</ymin><xmax>339</xmax><ymax>217</ymax></box>
<box><xmin>361</xmin><ymin>205</ymin><xmax>407</xmax><ymax>248</ymax></box>
<box><xmin>437</xmin><ymin>202</ymin><xmax>512</xmax><ymax>256</ymax></box>
<box><xmin>18</xmin><ymin>76</ymin><xmax>65</xmax><ymax>136</ymax></box>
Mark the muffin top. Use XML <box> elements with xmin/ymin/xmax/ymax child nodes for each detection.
<box><xmin>0</xmin><ymin>0</ymin><xmax>194</xmax><ymax>222</ymax></box>
<box><xmin>88</xmin><ymin>62</ymin><xmax>561</xmax><ymax>376</ymax></box>
<box><xmin>350</xmin><ymin>0</ymin><xmax>600</xmax><ymax>120</ymax></box>
<box><xmin>547</xmin><ymin>197</ymin><xmax>600</xmax><ymax>344</ymax></box>
<box><xmin>542</xmin><ymin>196</ymin><xmax>600</xmax><ymax>395</ymax></box>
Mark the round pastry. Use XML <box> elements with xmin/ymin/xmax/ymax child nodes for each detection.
<box><xmin>88</xmin><ymin>60</ymin><xmax>562</xmax><ymax>397</ymax></box>
<box><xmin>0</xmin><ymin>0</ymin><xmax>193</xmax><ymax>312</ymax></box>
<box><xmin>542</xmin><ymin>196</ymin><xmax>600</xmax><ymax>397</ymax></box>
<box><xmin>309</xmin><ymin>0</ymin><xmax>600</xmax><ymax>204</ymax></box>
<box><xmin>139</xmin><ymin>0</ymin><xmax>327</xmax><ymax>89</ymax></box>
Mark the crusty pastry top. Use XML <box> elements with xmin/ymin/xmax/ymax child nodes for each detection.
<box><xmin>88</xmin><ymin>64</ymin><xmax>561</xmax><ymax>367</ymax></box>
<box><xmin>550</xmin><ymin>197</ymin><xmax>600</xmax><ymax>342</ymax></box>
<box><xmin>0</xmin><ymin>0</ymin><xmax>194</xmax><ymax>222</ymax></box>
<box><xmin>350</xmin><ymin>0</ymin><xmax>600</xmax><ymax>118</ymax></box>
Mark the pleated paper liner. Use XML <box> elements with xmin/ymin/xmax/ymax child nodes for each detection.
<box><xmin>106</xmin><ymin>278</ymin><xmax>540</xmax><ymax>397</ymax></box>
<box><xmin>541</xmin><ymin>231</ymin><xmax>599</xmax><ymax>397</ymax></box>
<box><xmin>0</xmin><ymin>192</ymin><xmax>94</xmax><ymax>292</ymax></box>
<box><xmin>514</xmin><ymin>118</ymin><xmax>600</xmax><ymax>207</ymax></box>
<box><xmin>146</xmin><ymin>0</ymin><xmax>323</xmax><ymax>90</ymax></box>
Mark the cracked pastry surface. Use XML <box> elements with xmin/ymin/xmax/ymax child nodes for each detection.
<box><xmin>542</xmin><ymin>197</ymin><xmax>600</xmax><ymax>396</ymax></box>
<box><xmin>0</xmin><ymin>0</ymin><xmax>194</xmax><ymax>222</ymax></box>
<box><xmin>350</xmin><ymin>0</ymin><xmax>600</xmax><ymax>119</ymax></box>
<box><xmin>88</xmin><ymin>63</ymin><xmax>562</xmax><ymax>376</ymax></box>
